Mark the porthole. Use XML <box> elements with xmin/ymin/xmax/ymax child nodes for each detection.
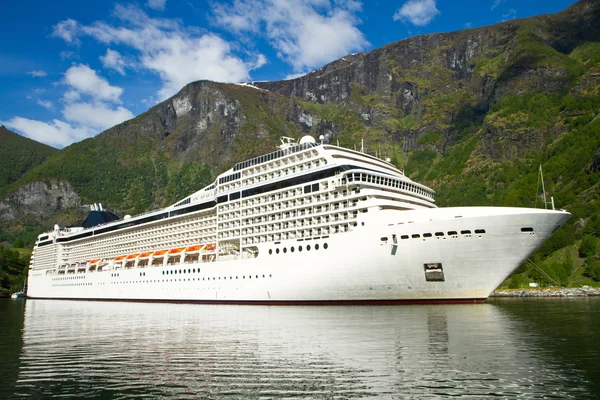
<box><xmin>435</xmin><ymin>232</ymin><xmax>444</xmax><ymax>237</ymax></box>
<box><xmin>179</xmin><ymin>270</ymin><xmax>182</xmax><ymax>274</ymax></box>
<box><xmin>521</xmin><ymin>227</ymin><xmax>534</xmax><ymax>232</ymax></box>
<box><xmin>423</xmin><ymin>233</ymin><xmax>432</xmax><ymax>238</ymax></box>
<box><xmin>324</xmin><ymin>243</ymin><xmax>328</xmax><ymax>249</ymax></box>
<box><xmin>401</xmin><ymin>235</ymin><xmax>409</xmax><ymax>239</ymax></box>
<box><xmin>448</xmin><ymin>231</ymin><xmax>457</xmax><ymax>236</ymax></box>
<box><xmin>315</xmin><ymin>244</ymin><xmax>319</xmax><ymax>250</ymax></box>
<box><xmin>461</xmin><ymin>230</ymin><xmax>471</xmax><ymax>235</ymax></box>
<box><xmin>299</xmin><ymin>246</ymin><xmax>303</xmax><ymax>252</ymax></box>
<box><xmin>307</xmin><ymin>245</ymin><xmax>311</xmax><ymax>251</ymax></box>
<box><xmin>291</xmin><ymin>247</ymin><xmax>295</xmax><ymax>252</ymax></box>
<box><xmin>475</xmin><ymin>229</ymin><xmax>486</xmax><ymax>234</ymax></box>
<box><xmin>412</xmin><ymin>234</ymin><xmax>420</xmax><ymax>238</ymax></box>
<box><xmin>283</xmin><ymin>247</ymin><xmax>287</xmax><ymax>253</ymax></box>
<box><xmin>269</xmin><ymin>249</ymin><xmax>273</xmax><ymax>255</ymax></box>
<box><xmin>276</xmin><ymin>248</ymin><xmax>280</xmax><ymax>254</ymax></box>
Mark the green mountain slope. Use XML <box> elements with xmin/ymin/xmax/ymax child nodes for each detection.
<box><xmin>0</xmin><ymin>125</ymin><xmax>57</xmax><ymax>195</ymax></box>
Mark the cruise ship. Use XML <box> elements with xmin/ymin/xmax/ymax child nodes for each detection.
<box><xmin>27</xmin><ymin>136</ymin><xmax>570</xmax><ymax>303</ymax></box>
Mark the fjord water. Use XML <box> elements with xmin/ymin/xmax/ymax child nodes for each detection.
<box><xmin>1</xmin><ymin>299</ymin><xmax>599</xmax><ymax>399</ymax></box>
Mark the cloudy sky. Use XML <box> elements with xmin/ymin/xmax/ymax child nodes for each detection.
<box><xmin>1</xmin><ymin>0</ymin><xmax>576</xmax><ymax>148</ymax></box>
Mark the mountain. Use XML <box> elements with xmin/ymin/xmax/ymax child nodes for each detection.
<box><xmin>0</xmin><ymin>125</ymin><xmax>57</xmax><ymax>196</ymax></box>
<box><xmin>1</xmin><ymin>0</ymin><xmax>599</xmax><ymax>287</ymax></box>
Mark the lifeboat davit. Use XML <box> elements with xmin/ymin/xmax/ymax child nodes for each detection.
<box><xmin>185</xmin><ymin>245</ymin><xmax>204</xmax><ymax>253</ymax></box>
<box><xmin>204</xmin><ymin>244</ymin><xmax>216</xmax><ymax>252</ymax></box>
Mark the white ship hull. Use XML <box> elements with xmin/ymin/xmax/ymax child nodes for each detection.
<box><xmin>27</xmin><ymin>207</ymin><xmax>570</xmax><ymax>303</ymax></box>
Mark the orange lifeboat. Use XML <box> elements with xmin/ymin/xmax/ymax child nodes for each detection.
<box><xmin>185</xmin><ymin>245</ymin><xmax>204</xmax><ymax>253</ymax></box>
<box><xmin>153</xmin><ymin>249</ymin><xmax>168</xmax><ymax>257</ymax></box>
<box><xmin>126</xmin><ymin>253</ymin><xmax>139</xmax><ymax>260</ymax></box>
<box><xmin>204</xmin><ymin>244</ymin><xmax>216</xmax><ymax>252</ymax></box>
<box><xmin>88</xmin><ymin>259</ymin><xmax>100</xmax><ymax>265</ymax></box>
<box><xmin>168</xmin><ymin>247</ymin><xmax>185</xmax><ymax>255</ymax></box>
<box><xmin>114</xmin><ymin>255</ymin><xmax>126</xmax><ymax>261</ymax></box>
<box><xmin>139</xmin><ymin>252</ymin><xmax>153</xmax><ymax>259</ymax></box>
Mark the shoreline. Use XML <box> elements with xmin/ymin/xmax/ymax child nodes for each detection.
<box><xmin>491</xmin><ymin>286</ymin><xmax>600</xmax><ymax>298</ymax></box>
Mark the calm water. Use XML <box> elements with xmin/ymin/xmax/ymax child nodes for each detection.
<box><xmin>1</xmin><ymin>298</ymin><xmax>599</xmax><ymax>399</ymax></box>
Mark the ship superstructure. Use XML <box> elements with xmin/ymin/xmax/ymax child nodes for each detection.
<box><xmin>27</xmin><ymin>136</ymin><xmax>570</xmax><ymax>303</ymax></box>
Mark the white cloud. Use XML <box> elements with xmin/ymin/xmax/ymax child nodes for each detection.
<box><xmin>28</xmin><ymin>70</ymin><xmax>48</xmax><ymax>77</ymax></box>
<box><xmin>3</xmin><ymin>64</ymin><xmax>135</xmax><ymax>148</ymax></box>
<box><xmin>393</xmin><ymin>0</ymin><xmax>440</xmax><ymax>26</ymax></box>
<box><xmin>62</xmin><ymin>102</ymin><xmax>134</xmax><ymax>130</ymax></box>
<box><xmin>53</xmin><ymin>5</ymin><xmax>266</xmax><ymax>100</ymax></box>
<box><xmin>52</xmin><ymin>19</ymin><xmax>80</xmax><ymax>45</ymax></box>
<box><xmin>502</xmin><ymin>8</ymin><xmax>517</xmax><ymax>21</ymax></box>
<box><xmin>284</xmin><ymin>71</ymin><xmax>309</xmax><ymax>80</ymax></box>
<box><xmin>491</xmin><ymin>0</ymin><xmax>505</xmax><ymax>11</ymax></box>
<box><xmin>36</xmin><ymin>99</ymin><xmax>54</xmax><ymax>110</ymax></box>
<box><xmin>147</xmin><ymin>0</ymin><xmax>167</xmax><ymax>11</ymax></box>
<box><xmin>100</xmin><ymin>49</ymin><xmax>126</xmax><ymax>75</ymax></box>
<box><xmin>63</xmin><ymin>64</ymin><xmax>123</xmax><ymax>102</ymax></box>
<box><xmin>212</xmin><ymin>0</ymin><xmax>369</xmax><ymax>72</ymax></box>
<box><xmin>1</xmin><ymin>117</ymin><xmax>94</xmax><ymax>148</ymax></box>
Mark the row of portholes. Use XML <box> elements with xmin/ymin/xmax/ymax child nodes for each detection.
<box><xmin>110</xmin><ymin>274</ymin><xmax>273</xmax><ymax>283</ymax></box>
<box><xmin>163</xmin><ymin>268</ymin><xmax>200</xmax><ymax>275</ymax></box>
<box><xmin>52</xmin><ymin>282</ymin><xmax>92</xmax><ymax>287</ymax></box>
<box><xmin>268</xmin><ymin>242</ymin><xmax>329</xmax><ymax>255</ymax></box>
<box><xmin>399</xmin><ymin>229</ymin><xmax>486</xmax><ymax>240</ymax></box>
<box><xmin>52</xmin><ymin>275</ymin><xmax>87</xmax><ymax>281</ymax></box>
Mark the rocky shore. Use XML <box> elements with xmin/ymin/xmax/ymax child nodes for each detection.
<box><xmin>491</xmin><ymin>286</ymin><xmax>600</xmax><ymax>298</ymax></box>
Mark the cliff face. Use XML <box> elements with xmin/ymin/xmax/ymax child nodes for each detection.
<box><xmin>0</xmin><ymin>180</ymin><xmax>83</xmax><ymax>223</ymax></box>
<box><xmin>1</xmin><ymin>0</ymin><xmax>600</xmax><ymax>250</ymax></box>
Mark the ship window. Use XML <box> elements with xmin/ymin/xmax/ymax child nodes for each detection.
<box><xmin>283</xmin><ymin>247</ymin><xmax>287</xmax><ymax>253</ymax></box>
<box><xmin>381</xmin><ymin>237</ymin><xmax>388</xmax><ymax>242</ymax></box>
<box><xmin>299</xmin><ymin>246</ymin><xmax>303</xmax><ymax>252</ymax></box>
<box><xmin>448</xmin><ymin>231</ymin><xmax>457</xmax><ymax>236</ymax></box>
<box><xmin>315</xmin><ymin>244</ymin><xmax>319</xmax><ymax>250</ymax></box>
<box><xmin>401</xmin><ymin>235</ymin><xmax>409</xmax><ymax>239</ymax></box>
<box><xmin>423</xmin><ymin>233</ymin><xmax>432</xmax><ymax>238</ymax></box>
<box><xmin>304</xmin><ymin>185</ymin><xmax>311</xmax><ymax>194</ymax></box>
<box><xmin>435</xmin><ymin>232</ymin><xmax>444</xmax><ymax>237</ymax></box>
<box><xmin>412</xmin><ymin>234</ymin><xmax>420</xmax><ymax>238</ymax></box>
<box><xmin>521</xmin><ymin>227</ymin><xmax>534</xmax><ymax>232</ymax></box>
<box><xmin>475</xmin><ymin>229</ymin><xmax>486</xmax><ymax>234</ymax></box>
<box><xmin>324</xmin><ymin>243</ymin><xmax>328</xmax><ymax>249</ymax></box>
<box><xmin>291</xmin><ymin>247</ymin><xmax>295</xmax><ymax>252</ymax></box>
<box><xmin>461</xmin><ymin>230</ymin><xmax>471</xmax><ymax>235</ymax></box>
<box><xmin>312</xmin><ymin>183</ymin><xmax>319</xmax><ymax>192</ymax></box>
<box><xmin>276</xmin><ymin>248</ymin><xmax>280</xmax><ymax>254</ymax></box>
<box><xmin>307</xmin><ymin>245</ymin><xmax>311</xmax><ymax>251</ymax></box>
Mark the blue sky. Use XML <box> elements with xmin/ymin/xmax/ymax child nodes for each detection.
<box><xmin>0</xmin><ymin>0</ymin><xmax>577</xmax><ymax>148</ymax></box>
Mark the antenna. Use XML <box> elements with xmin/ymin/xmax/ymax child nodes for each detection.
<box><xmin>538</xmin><ymin>165</ymin><xmax>555</xmax><ymax>210</ymax></box>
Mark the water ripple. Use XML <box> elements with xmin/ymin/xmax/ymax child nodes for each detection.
<box><xmin>0</xmin><ymin>299</ymin><xmax>597</xmax><ymax>399</ymax></box>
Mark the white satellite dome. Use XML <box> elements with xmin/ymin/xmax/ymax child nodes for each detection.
<box><xmin>299</xmin><ymin>135</ymin><xmax>316</xmax><ymax>145</ymax></box>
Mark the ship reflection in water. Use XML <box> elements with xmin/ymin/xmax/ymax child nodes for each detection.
<box><xmin>13</xmin><ymin>299</ymin><xmax>599</xmax><ymax>399</ymax></box>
